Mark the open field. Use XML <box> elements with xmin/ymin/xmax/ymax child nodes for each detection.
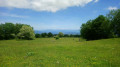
<box><xmin>0</xmin><ymin>38</ymin><xmax>120</xmax><ymax>67</ymax></box>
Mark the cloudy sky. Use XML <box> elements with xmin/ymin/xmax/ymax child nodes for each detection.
<box><xmin>0</xmin><ymin>0</ymin><xmax>119</xmax><ymax>30</ymax></box>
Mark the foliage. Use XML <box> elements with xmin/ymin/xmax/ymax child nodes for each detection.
<box><xmin>64</xmin><ymin>34</ymin><xmax>70</xmax><ymax>37</ymax></box>
<box><xmin>0</xmin><ymin>23</ymin><xmax>16</xmax><ymax>40</ymax></box>
<box><xmin>35</xmin><ymin>32</ymin><xmax>53</xmax><ymax>38</ymax></box>
<box><xmin>107</xmin><ymin>9</ymin><xmax>120</xmax><ymax>37</ymax></box>
<box><xmin>0</xmin><ymin>23</ymin><xmax>34</xmax><ymax>40</ymax></box>
<box><xmin>80</xmin><ymin>9</ymin><xmax>120</xmax><ymax>40</ymax></box>
<box><xmin>41</xmin><ymin>33</ymin><xmax>48</xmax><ymax>37</ymax></box>
<box><xmin>54</xmin><ymin>35</ymin><xmax>59</xmax><ymax>40</ymax></box>
<box><xmin>63</xmin><ymin>34</ymin><xmax>80</xmax><ymax>37</ymax></box>
<box><xmin>58</xmin><ymin>32</ymin><xmax>64</xmax><ymax>37</ymax></box>
<box><xmin>80</xmin><ymin>15</ymin><xmax>111</xmax><ymax>40</ymax></box>
<box><xmin>0</xmin><ymin>24</ymin><xmax>5</xmax><ymax>40</ymax></box>
<box><xmin>17</xmin><ymin>25</ymin><xmax>35</xmax><ymax>40</ymax></box>
<box><xmin>14</xmin><ymin>23</ymin><xmax>24</xmax><ymax>35</ymax></box>
<box><xmin>48</xmin><ymin>32</ymin><xmax>53</xmax><ymax>37</ymax></box>
<box><xmin>35</xmin><ymin>33</ymin><xmax>41</xmax><ymax>38</ymax></box>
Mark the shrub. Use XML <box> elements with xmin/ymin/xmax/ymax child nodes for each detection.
<box><xmin>17</xmin><ymin>25</ymin><xmax>35</xmax><ymax>40</ymax></box>
<box><xmin>58</xmin><ymin>32</ymin><xmax>64</xmax><ymax>37</ymax></box>
<box><xmin>54</xmin><ymin>36</ymin><xmax>59</xmax><ymax>40</ymax></box>
<box><xmin>55</xmin><ymin>36</ymin><xmax>59</xmax><ymax>40</ymax></box>
<box><xmin>35</xmin><ymin>33</ymin><xmax>41</xmax><ymax>38</ymax></box>
<box><xmin>48</xmin><ymin>32</ymin><xmax>53</xmax><ymax>37</ymax></box>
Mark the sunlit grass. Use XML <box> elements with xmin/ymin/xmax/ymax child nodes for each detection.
<box><xmin>0</xmin><ymin>38</ymin><xmax>120</xmax><ymax>67</ymax></box>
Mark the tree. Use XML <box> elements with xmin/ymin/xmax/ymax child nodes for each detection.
<box><xmin>35</xmin><ymin>33</ymin><xmax>41</xmax><ymax>38</ymax></box>
<box><xmin>0</xmin><ymin>23</ymin><xmax>4</xmax><ymax>40</ymax></box>
<box><xmin>80</xmin><ymin>20</ymin><xmax>93</xmax><ymax>40</ymax></box>
<box><xmin>48</xmin><ymin>32</ymin><xmax>53</xmax><ymax>37</ymax></box>
<box><xmin>3</xmin><ymin>23</ymin><xmax>15</xmax><ymax>40</ymax></box>
<box><xmin>112</xmin><ymin>9</ymin><xmax>120</xmax><ymax>37</ymax></box>
<box><xmin>15</xmin><ymin>23</ymin><xmax>24</xmax><ymax>35</ymax></box>
<box><xmin>107</xmin><ymin>9</ymin><xmax>120</xmax><ymax>37</ymax></box>
<box><xmin>17</xmin><ymin>25</ymin><xmax>35</xmax><ymax>40</ymax></box>
<box><xmin>0</xmin><ymin>22</ymin><xmax>35</xmax><ymax>40</ymax></box>
<box><xmin>80</xmin><ymin>15</ymin><xmax>111</xmax><ymax>40</ymax></box>
<box><xmin>41</xmin><ymin>33</ymin><xmax>47</xmax><ymax>37</ymax></box>
<box><xmin>58</xmin><ymin>32</ymin><xmax>64</xmax><ymax>37</ymax></box>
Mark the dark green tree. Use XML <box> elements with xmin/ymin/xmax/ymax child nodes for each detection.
<box><xmin>107</xmin><ymin>9</ymin><xmax>120</xmax><ymax>37</ymax></box>
<box><xmin>80</xmin><ymin>15</ymin><xmax>111</xmax><ymax>40</ymax></box>
<box><xmin>35</xmin><ymin>33</ymin><xmax>41</xmax><ymax>38</ymax></box>
<box><xmin>0</xmin><ymin>23</ymin><xmax>4</xmax><ymax>40</ymax></box>
<box><xmin>0</xmin><ymin>22</ymin><xmax>35</xmax><ymax>40</ymax></box>
<box><xmin>41</xmin><ymin>33</ymin><xmax>47</xmax><ymax>37</ymax></box>
<box><xmin>15</xmin><ymin>23</ymin><xmax>24</xmax><ymax>35</ymax></box>
<box><xmin>3</xmin><ymin>23</ymin><xmax>15</xmax><ymax>39</ymax></box>
<box><xmin>48</xmin><ymin>32</ymin><xmax>53</xmax><ymax>37</ymax></box>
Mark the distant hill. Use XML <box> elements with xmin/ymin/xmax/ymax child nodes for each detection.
<box><xmin>35</xmin><ymin>30</ymin><xmax>80</xmax><ymax>35</ymax></box>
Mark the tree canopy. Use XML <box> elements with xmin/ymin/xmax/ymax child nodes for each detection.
<box><xmin>0</xmin><ymin>23</ymin><xmax>35</xmax><ymax>40</ymax></box>
<box><xmin>17</xmin><ymin>25</ymin><xmax>35</xmax><ymax>40</ymax></box>
<box><xmin>58</xmin><ymin>32</ymin><xmax>64</xmax><ymax>37</ymax></box>
<box><xmin>80</xmin><ymin>9</ymin><xmax>120</xmax><ymax>40</ymax></box>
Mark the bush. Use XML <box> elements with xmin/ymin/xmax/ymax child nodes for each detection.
<box><xmin>35</xmin><ymin>33</ymin><xmax>41</xmax><ymax>38</ymax></box>
<box><xmin>58</xmin><ymin>32</ymin><xmax>64</xmax><ymax>37</ymax></box>
<box><xmin>48</xmin><ymin>32</ymin><xmax>53</xmax><ymax>37</ymax></box>
<box><xmin>54</xmin><ymin>36</ymin><xmax>59</xmax><ymax>40</ymax></box>
<box><xmin>17</xmin><ymin>25</ymin><xmax>35</xmax><ymax>40</ymax></box>
<box><xmin>56</xmin><ymin>37</ymin><xmax>59</xmax><ymax>40</ymax></box>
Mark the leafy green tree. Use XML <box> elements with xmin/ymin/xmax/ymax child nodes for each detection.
<box><xmin>15</xmin><ymin>23</ymin><xmax>24</xmax><ymax>35</ymax></box>
<box><xmin>80</xmin><ymin>15</ymin><xmax>111</xmax><ymax>40</ymax></box>
<box><xmin>112</xmin><ymin>9</ymin><xmax>120</xmax><ymax>37</ymax></box>
<box><xmin>107</xmin><ymin>9</ymin><xmax>120</xmax><ymax>37</ymax></box>
<box><xmin>0</xmin><ymin>23</ymin><xmax>4</xmax><ymax>40</ymax></box>
<box><xmin>35</xmin><ymin>33</ymin><xmax>41</xmax><ymax>38</ymax></box>
<box><xmin>48</xmin><ymin>32</ymin><xmax>53</xmax><ymax>37</ymax></box>
<box><xmin>80</xmin><ymin>20</ymin><xmax>93</xmax><ymax>40</ymax></box>
<box><xmin>3</xmin><ymin>23</ymin><xmax>15</xmax><ymax>39</ymax></box>
<box><xmin>41</xmin><ymin>33</ymin><xmax>47</xmax><ymax>37</ymax></box>
<box><xmin>17</xmin><ymin>25</ymin><xmax>35</xmax><ymax>40</ymax></box>
<box><xmin>58</xmin><ymin>32</ymin><xmax>64</xmax><ymax>37</ymax></box>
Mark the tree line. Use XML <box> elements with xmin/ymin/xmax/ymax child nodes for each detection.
<box><xmin>35</xmin><ymin>32</ymin><xmax>80</xmax><ymax>38</ymax></box>
<box><xmin>0</xmin><ymin>23</ymin><xmax>35</xmax><ymax>40</ymax></box>
<box><xmin>80</xmin><ymin>9</ymin><xmax>120</xmax><ymax>40</ymax></box>
<box><xmin>0</xmin><ymin>23</ymin><xmax>80</xmax><ymax>40</ymax></box>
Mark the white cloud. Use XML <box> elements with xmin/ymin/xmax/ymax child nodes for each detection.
<box><xmin>94</xmin><ymin>0</ymin><xmax>99</xmax><ymax>3</ymax></box>
<box><xmin>0</xmin><ymin>12</ymin><xmax>29</xmax><ymax>18</ymax></box>
<box><xmin>0</xmin><ymin>0</ymin><xmax>96</xmax><ymax>12</ymax></box>
<box><xmin>107</xmin><ymin>6</ymin><xmax>118</xmax><ymax>10</ymax></box>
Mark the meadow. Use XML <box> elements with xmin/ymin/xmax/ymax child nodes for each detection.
<box><xmin>0</xmin><ymin>38</ymin><xmax>120</xmax><ymax>67</ymax></box>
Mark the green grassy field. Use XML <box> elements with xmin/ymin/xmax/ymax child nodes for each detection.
<box><xmin>0</xmin><ymin>38</ymin><xmax>120</xmax><ymax>67</ymax></box>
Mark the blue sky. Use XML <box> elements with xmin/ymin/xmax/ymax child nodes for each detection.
<box><xmin>0</xmin><ymin>0</ymin><xmax>120</xmax><ymax>30</ymax></box>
